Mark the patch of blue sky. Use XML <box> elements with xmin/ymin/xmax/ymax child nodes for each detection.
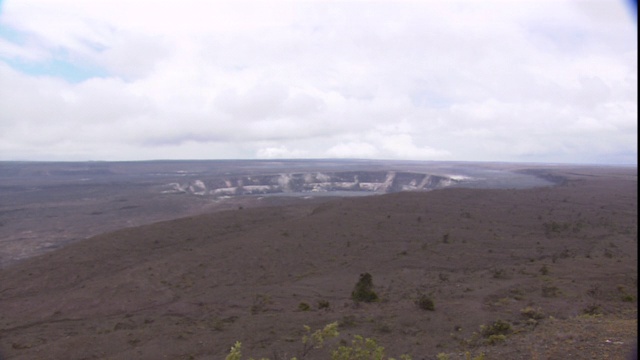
<box><xmin>0</xmin><ymin>22</ymin><xmax>22</xmax><ymax>43</ymax></box>
<box><xmin>623</xmin><ymin>0</ymin><xmax>637</xmax><ymax>21</ymax></box>
<box><xmin>3</xmin><ymin>56</ymin><xmax>108</xmax><ymax>83</ymax></box>
<box><xmin>0</xmin><ymin>31</ymin><xmax>108</xmax><ymax>82</ymax></box>
<box><xmin>1</xmin><ymin>3</ymin><xmax>108</xmax><ymax>82</ymax></box>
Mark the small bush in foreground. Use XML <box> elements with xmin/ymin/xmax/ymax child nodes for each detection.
<box><xmin>318</xmin><ymin>300</ymin><xmax>331</xmax><ymax>309</ymax></box>
<box><xmin>520</xmin><ymin>306</ymin><xmax>545</xmax><ymax>320</ymax></box>
<box><xmin>332</xmin><ymin>335</ymin><xmax>411</xmax><ymax>360</ymax></box>
<box><xmin>539</xmin><ymin>264</ymin><xmax>550</xmax><ymax>275</ymax></box>
<box><xmin>480</xmin><ymin>320</ymin><xmax>511</xmax><ymax>337</ymax></box>
<box><xmin>415</xmin><ymin>294</ymin><xmax>435</xmax><ymax>311</ymax></box>
<box><xmin>621</xmin><ymin>294</ymin><xmax>636</xmax><ymax>302</ymax></box>
<box><xmin>465</xmin><ymin>352</ymin><xmax>486</xmax><ymax>360</ymax></box>
<box><xmin>351</xmin><ymin>273</ymin><xmax>378</xmax><ymax>303</ymax></box>
<box><xmin>486</xmin><ymin>334</ymin><xmax>506</xmax><ymax>345</ymax></box>
<box><xmin>437</xmin><ymin>352</ymin><xmax>485</xmax><ymax>360</ymax></box>
<box><xmin>225</xmin><ymin>322</ymin><xmax>412</xmax><ymax>360</ymax></box>
<box><xmin>582</xmin><ymin>304</ymin><xmax>603</xmax><ymax>316</ymax></box>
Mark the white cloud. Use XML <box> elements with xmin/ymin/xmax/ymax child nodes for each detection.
<box><xmin>378</xmin><ymin>134</ymin><xmax>451</xmax><ymax>160</ymax></box>
<box><xmin>0</xmin><ymin>0</ymin><xmax>636</xmax><ymax>164</ymax></box>
<box><xmin>326</xmin><ymin>142</ymin><xmax>378</xmax><ymax>158</ymax></box>
<box><xmin>256</xmin><ymin>145</ymin><xmax>307</xmax><ymax>159</ymax></box>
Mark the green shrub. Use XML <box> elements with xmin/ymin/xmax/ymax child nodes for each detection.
<box><xmin>621</xmin><ymin>294</ymin><xmax>636</xmax><ymax>302</ymax></box>
<box><xmin>332</xmin><ymin>335</ymin><xmax>411</xmax><ymax>360</ymax></box>
<box><xmin>331</xmin><ymin>335</ymin><xmax>383</xmax><ymax>360</ymax></box>
<box><xmin>486</xmin><ymin>334</ymin><xmax>506</xmax><ymax>345</ymax></box>
<box><xmin>301</xmin><ymin>322</ymin><xmax>340</xmax><ymax>357</ymax></box>
<box><xmin>339</xmin><ymin>315</ymin><xmax>357</xmax><ymax>328</ymax></box>
<box><xmin>464</xmin><ymin>352</ymin><xmax>486</xmax><ymax>360</ymax></box>
<box><xmin>250</xmin><ymin>294</ymin><xmax>272</xmax><ymax>314</ymax></box>
<box><xmin>225</xmin><ymin>322</ymin><xmax>412</xmax><ymax>360</ymax></box>
<box><xmin>318</xmin><ymin>300</ymin><xmax>331</xmax><ymax>309</ymax></box>
<box><xmin>541</xmin><ymin>285</ymin><xmax>560</xmax><ymax>298</ymax></box>
<box><xmin>539</xmin><ymin>264</ymin><xmax>549</xmax><ymax>275</ymax></box>
<box><xmin>582</xmin><ymin>304</ymin><xmax>602</xmax><ymax>316</ymax></box>
<box><xmin>492</xmin><ymin>268</ymin><xmax>508</xmax><ymax>279</ymax></box>
<box><xmin>298</xmin><ymin>302</ymin><xmax>311</xmax><ymax>311</ymax></box>
<box><xmin>520</xmin><ymin>306</ymin><xmax>544</xmax><ymax>320</ymax></box>
<box><xmin>225</xmin><ymin>342</ymin><xmax>243</xmax><ymax>360</ymax></box>
<box><xmin>351</xmin><ymin>273</ymin><xmax>378</xmax><ymax>303</ymax></box>
<box><xmin>442</xmin><ymin>233</ymin><xmax>450</xmax><ymax>244</ymax></box>
<box><xmin>415</xmin><ymin>294</ymin><xmax>435</xmax><ymax>311</ymax></box>
<box><xmin>480</xmin><ymin>320</ymin><xmax>511</xmax><ymax>337</ymax></box>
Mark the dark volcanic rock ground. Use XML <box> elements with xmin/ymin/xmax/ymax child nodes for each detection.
<box><xmin>0</xmin><ymin>165</ymin><xmax>637</xmax><ymax>359</ymax></box>
<box><xmin>0</xmin><ymin>160</ymin><xmax>555</xmax><ymax>268</ymax></box>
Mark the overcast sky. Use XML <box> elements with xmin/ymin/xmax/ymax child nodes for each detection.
<box><xmin>0</xmin><ymin>0</ymin><xmax>637</xmax><ymax>164</ymax></box>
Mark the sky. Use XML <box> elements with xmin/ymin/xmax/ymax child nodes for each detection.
<box><xmin>0</xmin><ymin>0</ymin><xmax>637</xmax><ymax>164</ymax></box>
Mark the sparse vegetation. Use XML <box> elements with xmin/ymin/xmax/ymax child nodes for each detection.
<box><xmin>442</xmin><ymin>233</ymin><xmax>450</xmax><ymax>244</ymax></box>
<box><xmin>480</xmin><ymin>319</ymin><xmax>511</xmax><ymax>337</ymax></box>
<box><xmin>486</xmin><ymin>334</ymin><xmax>506</xmax><ymax>345</ymax></box>
<box><xmin>250</xmin><ymin>294</ymin><xmax>272</xmax><ymax>314</ymax></box>
<box><xmin>541</xmin><ymin>285</ymin><xmax>561</xmax><ymax>298</ymax></box>
<box><xmin>332</xmin><ymin>335</ymin><xmax>411</xmax><ymax>360</ymax></box>
<box><xmin>318</xmin><ymin>300</ymin><xmax>331</xmax><ymax>309</ymax></box>
<box><xmin>415</xmin><ymin>294</ymin><xmax>435</xmax><ymax>311</ymax></box>
<box><xmin>491</xmin><ymin>267</ymin><xmax>508</xmax><ymax>279</ymax></box>
<box><xmin>225</xmin><ymin>322</ymin><xmax>412</xmax><ymax>360</ymax></box>
<box><xmin>539</xmin><ymin>264</ymin><xmax>549</xmax><ymax>275</ymax></box>
<box><xmin>301</xmin><ymin>322</ymin><xmax>340</xmax><ymax>357</ymax></box>
<box><xmin>351</xmin><ymin>273</ymin><xmax>379</xmax><ymax>303</ymax></box>
<box><xmin>520</xmin><ymin>306</ymin><xmax>545</xmax><ymax>320</ymax></box>
<box><xmin>621</xmin><ymin>294</ymin><xmax>636</xmax><ymax>302</ymax></box>
<box><xmin>465</xmin><ymin>352</ymin><xmax>486</xmax><ymax>360</ymax></box>
<box><xmin>2</xmin><ymin>165</ymin><xmax>637</xmax><ymax>359</ymax></box>
<box><xmin>582</xmin><ymin>304</ymin><xmax>603</xmax><ymax>316</ymax></box>
<box><xmin>436</xmin><ymin>351</ymin><xmax>485</xmax><ymax>360</ymax></box>
<box><xmin>339</xmin><ymin>315</ymin><xmax>357</xmax><ymax>328</ymax></box>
